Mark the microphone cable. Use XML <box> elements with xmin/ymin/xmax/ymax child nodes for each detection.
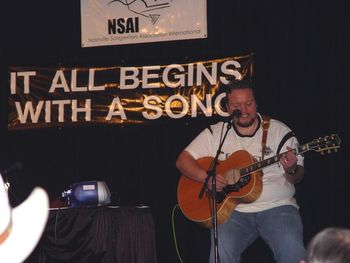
<box><xmin>171</xmin><ymin>204</ymin><xmax>184</xmax><ymax>263</ymax></box>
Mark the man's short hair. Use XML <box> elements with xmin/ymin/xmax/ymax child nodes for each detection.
<box><xmin>219</xmin><ymin>79</ymin><xmax>253</xmax><ymax>95</ymax></box>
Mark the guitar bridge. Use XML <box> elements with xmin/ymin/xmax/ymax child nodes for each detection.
<box><xmin>205</xmin><ymin>190</ymin><xmax>226</xmax><ymax>203</ymax></box>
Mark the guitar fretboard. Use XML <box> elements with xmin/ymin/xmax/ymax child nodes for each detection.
<box><xmin>239</xmin><ymin>144</ymin><xmax>311</xmax><ymax>177</ymax></box>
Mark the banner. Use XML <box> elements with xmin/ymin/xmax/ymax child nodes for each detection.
<box><xmin>81</xmin><ymin>0</ymin><xmax>207</xmax><ymax>47</ymax></box>
<box><xmin>8</xmin><ymin>54</ymin><xmax>253</xmax><ymax>130</ymax></box>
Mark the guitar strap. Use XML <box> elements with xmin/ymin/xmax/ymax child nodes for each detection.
<box><xmin>261</xmin><ymin>115</ymin><xmax>271</xmax><ymax>160</ymax></box>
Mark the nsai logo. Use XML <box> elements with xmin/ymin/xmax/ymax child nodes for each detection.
<box><xmin>108</xmin><ymin>17</ymin><xmax>139</xmax><ymax>34</ymax></box>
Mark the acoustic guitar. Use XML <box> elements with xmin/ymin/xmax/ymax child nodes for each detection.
<box><xmin>177</xmin><ymin>134</ymin><xmax>341</xmax><ymax>228</ymax></box>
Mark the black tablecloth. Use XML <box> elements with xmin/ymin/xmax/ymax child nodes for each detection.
<box><xmin>25</xmin><ymin>206</ymin><xmax>157</xmax><ymax>263</ymax></box>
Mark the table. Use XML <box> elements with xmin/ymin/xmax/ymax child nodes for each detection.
<box><xmin>25</xmin><ymin>206</ymin><xmax>157</xmax><ymax>263</ymax></box>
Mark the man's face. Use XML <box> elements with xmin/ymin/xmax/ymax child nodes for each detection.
<box><xmin>226</xmin><ymin>88</ymin><xmax>257</xmax><ymax>128</ymax></box>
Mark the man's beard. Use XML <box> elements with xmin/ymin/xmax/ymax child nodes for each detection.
<box><xmin>236</xmin><ymin>116</ymin><xmax>256</xmax><ymax>128</ymax></box>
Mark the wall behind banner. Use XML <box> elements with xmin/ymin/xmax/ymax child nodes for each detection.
<box><xmin>1</xmin><ymin>0</ymin><xmax>349</xmax><ymax>262</ymax></box>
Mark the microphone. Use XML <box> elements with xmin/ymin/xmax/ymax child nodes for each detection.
<box><xmin>226</xmin><ymin>109</ymin><xmax>241</xmax><ymax>122</ymax></box>
<box><xmin>1</xmin><ymin>162</ymin><xmax>23</xmax><ymax>177</ymax></box>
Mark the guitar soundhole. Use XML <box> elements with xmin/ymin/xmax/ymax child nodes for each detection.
<box><xmin>207</xmin><ymin>175</ymin><xmax>252</xmax><ymax>203</ymax></box>
<box><xmin>225</xmin><ymin>174</ymin><xmax>251</xmax><ymax>193</ymax></box>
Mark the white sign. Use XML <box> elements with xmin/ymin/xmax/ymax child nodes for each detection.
<box><xmin>81</xmin><ymin>0</ymin><xmax>207</xmax><ymax>47</ymax></box>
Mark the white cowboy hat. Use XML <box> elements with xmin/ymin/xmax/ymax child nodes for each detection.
<box><xmin>0</xmin><ymin>175</ymin><xmax>49</xmax><ymax>263</ymax></box>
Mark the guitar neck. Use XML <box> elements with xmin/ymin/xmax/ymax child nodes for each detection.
<box><xmin>240</xmin><ymin>144</ymin><xmax>309</xmax><ymax>176</ymax></box>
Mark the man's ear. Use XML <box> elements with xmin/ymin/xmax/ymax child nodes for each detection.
<box><xmin>300</xmin><ymin>260</ymin><xmax>307</xmax><ymax>263</ymax></box>
<box><xmin>220</xmin><ymin>96</ymin><xmax>228</xmax><ymax>112</ymax></box>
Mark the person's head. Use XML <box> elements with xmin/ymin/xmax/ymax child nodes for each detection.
<box><xmin>301</xmin><ymin>227</ymin><xmax>350</xmax><ymax>263</ymax></box>
<box><xmin>222</xmin><ymin>79</ymin><xmax>257</xmax><ymax>128</ymax></box>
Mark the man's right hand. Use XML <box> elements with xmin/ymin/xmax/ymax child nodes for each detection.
<box><xmin>207</xmin><ymin>173</ymin><xmax>228</xmax><ymax>191</ymax></box>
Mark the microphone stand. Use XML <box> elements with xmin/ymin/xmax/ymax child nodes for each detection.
<box><xmin>198</xmin><ymin>119</ymin><xmax>234</xmax><ymax>263</ymax></box>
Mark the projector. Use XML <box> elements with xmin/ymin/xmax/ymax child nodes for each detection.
<box><xmin>62</xmin><ymin>181</ymin><xmax>111</xmax><ymax>208</ymax></box>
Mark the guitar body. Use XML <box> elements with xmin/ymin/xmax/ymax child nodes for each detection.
<box><xmin>177</xmin><ymin>150</ymin><xmax>263</xmax><ymax>229</ymax></box>
<box><xmin>177</xmin><ymin>134</ymin><xmax>340</xmax><ymax>229</ymax></box>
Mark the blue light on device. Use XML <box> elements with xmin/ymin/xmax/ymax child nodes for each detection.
<box><xmin>62</xmin><ymin>181</ymin><xmax>111</xmax><ymax>208</ymax></box>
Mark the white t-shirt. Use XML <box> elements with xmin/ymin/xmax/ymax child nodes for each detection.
<box><xmin>185</xmin><ymin>114</ymin><xmax>304</xmax><ymax>213</ymax></box>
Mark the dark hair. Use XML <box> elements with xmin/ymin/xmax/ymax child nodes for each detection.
<box><xmin>305</xmin><ymin>227</ymin><xmax>350</xmax><ymax>263</ymax></box>
<box><xmin>220</xmin><ymin>79</ymin><xmax>253</xmax><ymax>95</ymax></box>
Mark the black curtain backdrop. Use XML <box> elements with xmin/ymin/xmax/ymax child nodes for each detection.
<box><xmin>1</xmin><ymin>1</ymin><xmax>349</xmax><ymax>262</ymax></box>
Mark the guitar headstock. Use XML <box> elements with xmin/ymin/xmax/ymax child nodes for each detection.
<box><xmin>308</xmin><ymin>134</ymin><xmax>341</xmax><ymax>155</ymax></box>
